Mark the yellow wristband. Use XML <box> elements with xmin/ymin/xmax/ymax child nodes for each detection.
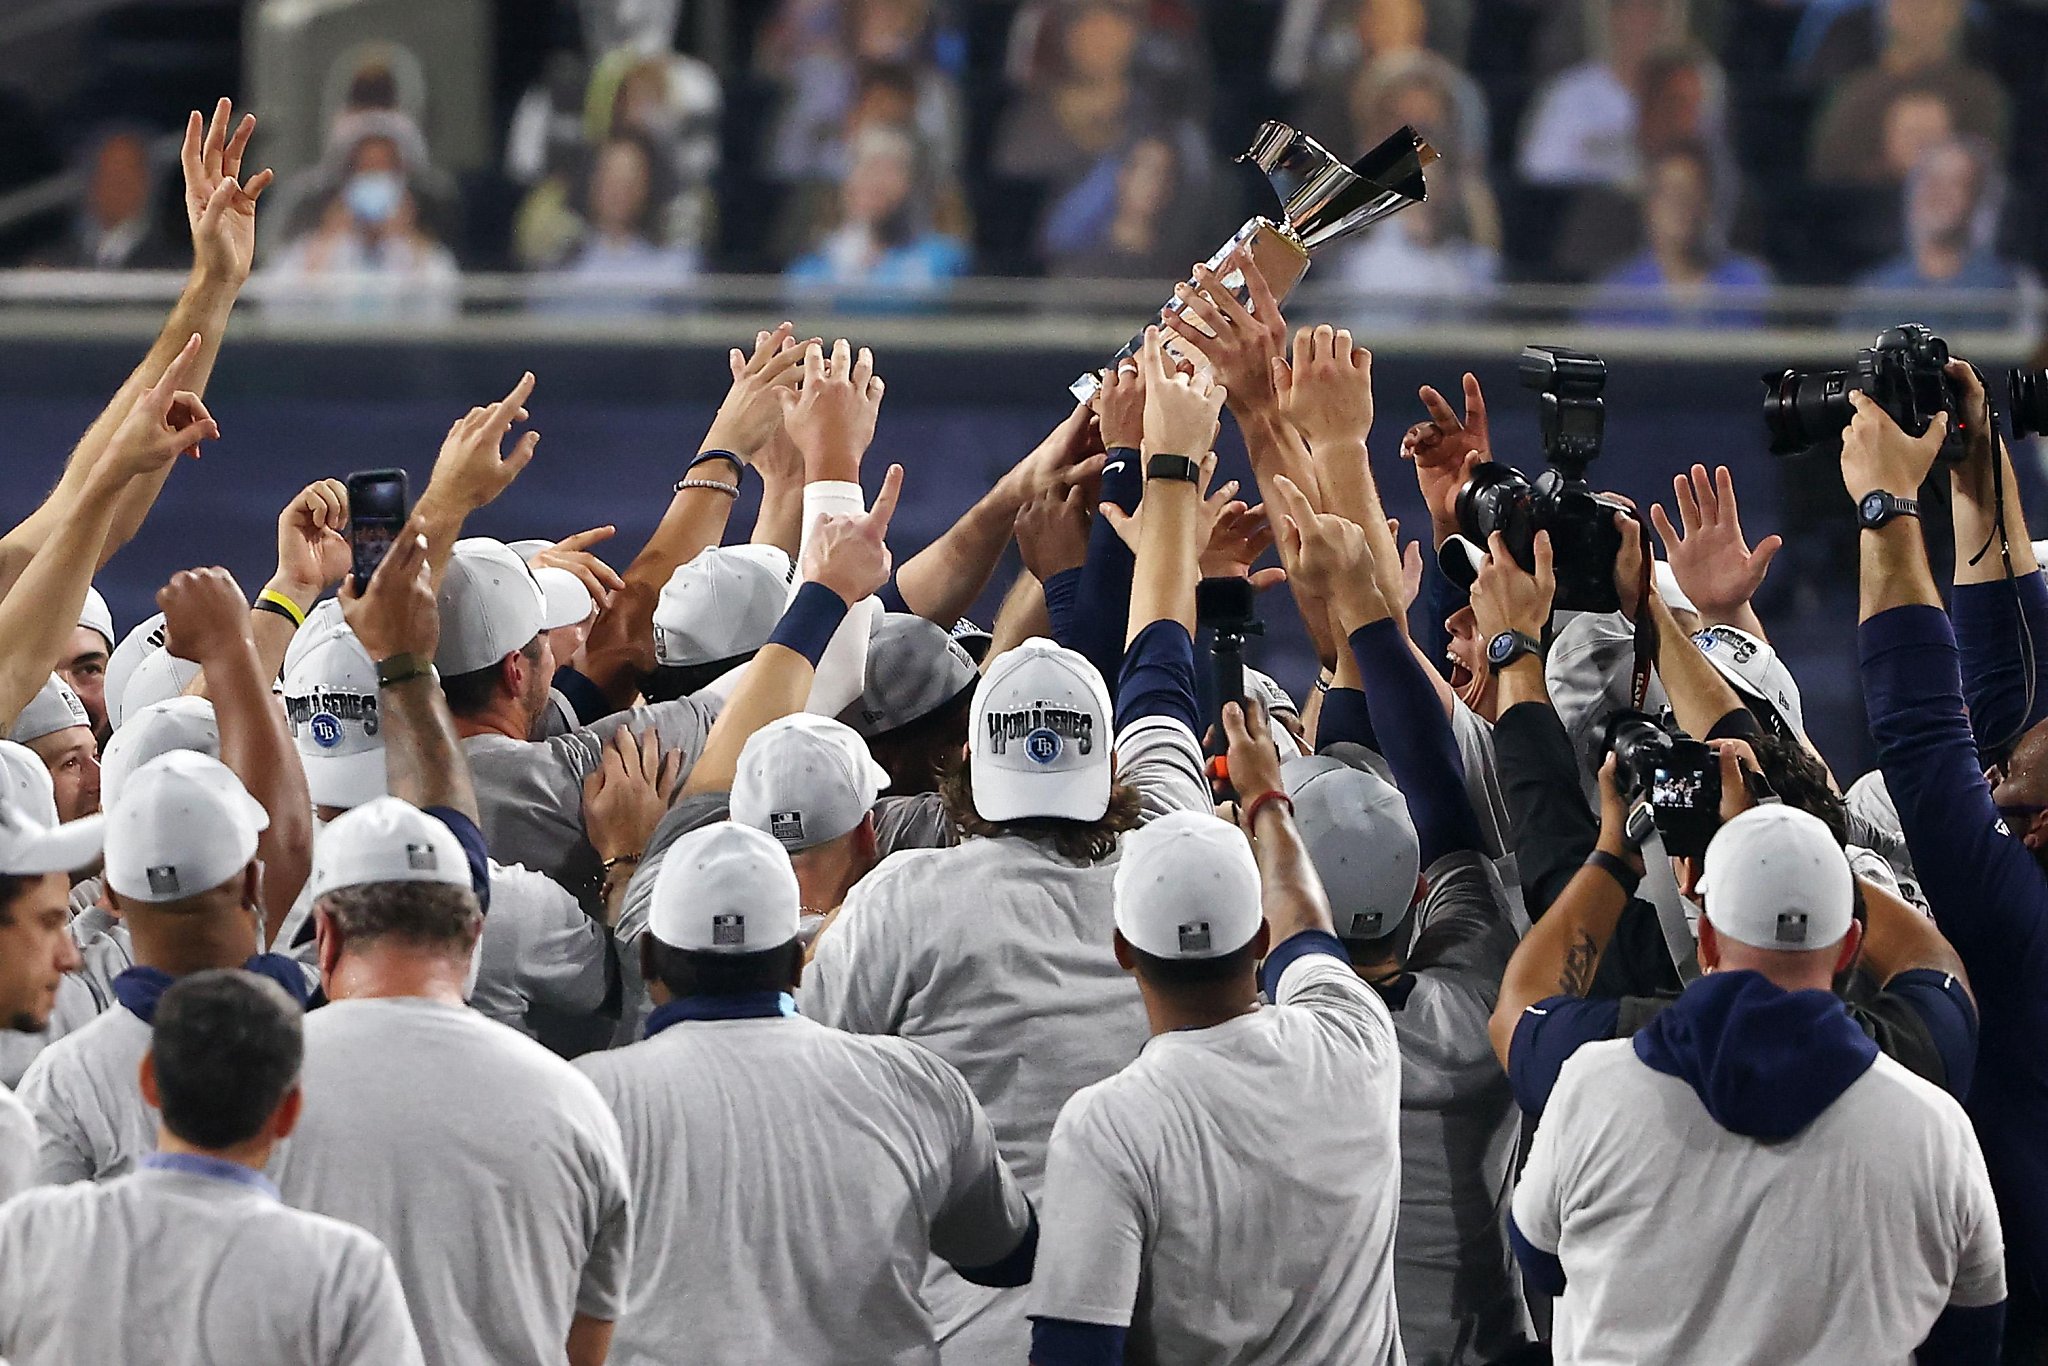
<box><xmin>257</xmin><ymin>588</ymin><xmax>308</xmax><ymax>627</ymax></box>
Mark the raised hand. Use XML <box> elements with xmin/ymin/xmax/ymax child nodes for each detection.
<box><xmin>1138</xmin><ymin>324</ymin><xmax>1226</xmax><ymax>456</ymax></box>
<box><xmin>1270</xmin><ymin>474</ymin><xmax>1378</xmax><ymax>620</ymax></box>
<box><xmin>1161</xmin><ymin>251</ymin><xmax>1289</xmax><ymax>416</ymax></box>
<box><xmin>1000</xmin><ymin>402</ymin><xmax>1105</xmax><ymax>505</ymax></box>
<box><xmin>182</xmin><ymin>98</ymin><xmax>272</xmax><ymax>286</ymax></box>
<box><xmin>1272</xmin><ymin>324</ymin><xmax>1374</xmax><ymax>451</ymax></box>
<box><xmin>1015</xmin><ymin>484</ymin><xmax>1093</xmax><ymax>581</ymax></box>
<box><xmin>1469</xmin><ymin>530</ymin><xmax>1555</xmax><ymax>645</ymax></box>
<box><xmin>1201</xmin><ymin>501</ymin><xmax>1287</xmax><ymax>592</ymax></box>
<box><xmin>159</xmin><ymin>566</ymin><xmax>255</xmax><ymax>664</ymax></box>
<box><xmin>1099</xmin><ymin>454</ymin><xmax>1237</xmax><ymax>553</ymax></box>
<box><xmin>778</xmin><ymin>339</ymin><xmax>886</xmax><ymax>478</ymax></box>
<box><xmin>1221</xmin><ymin>698</ymin><xmax>1287</xmax><ymax>822</ymax></box>
<box><xmin>338</xmin><ymin>522</ymin><xmax>437</xmax><ymax>661</ymax></box>
<box><xmin>1092</xmin><ymin>362</ymin><xmax>1145</xmax><ymax>453</ymax></box>
<box><xmin>802</xmin><ymin>463</ymin><xmax>903</xmax><ymax>603</ymax></box>
<box><xmin>527</xmin><ymin>527</ymin><xmax>624</xmax><ymax>610</ymax></box>
<box><xmin>101</xmin><ymin>333</ymin><xmax>220</xmax><ymax>482</ymax></box>
<box><xmin>1403</xmin><ymin>373</ymin><xmax>1490</xmax><ymax>540</ymax></box>
<box><xmin>425</xmin><ymin>372</ymin><xmax>539</xmax><ymax>514</ymax></box>
<box><xmin>582</xmin><ymin>726</ymin><xmax>683</xmax><ymax>864</ymax></box>
<box><xmin>272</xmin><ymin>479</ymin><xmax>351</xmax><ymax>604</ymax></box>
<box><xmin>703</xmin><ymin>323</ymin><xmax>812</xmax><ymax>465</ymax></box>
<box><xmin>1649</xmin><ymin>464</ymin><xmax>1781</xmax><ymax>626</ymax></box>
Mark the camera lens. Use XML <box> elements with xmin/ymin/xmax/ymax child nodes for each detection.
<box><xmin>2012</xmin><ymin>369</ymin><xmax>2048</xmax><ymax>440</ymax></box>
<box><xmin>1761</xmin><ymin>369</ymin><xmax>1854</xmax><ymax>457</ymax></box>
<box><xmin>1599</xmin><ymin>713</ymin><xmax>1673</xmax><ymax>801</ymax></box>
<box><xmin>1455</xmin><ymin>463</ymin><xmax>1531</xmax><ymax>551</ymax></box>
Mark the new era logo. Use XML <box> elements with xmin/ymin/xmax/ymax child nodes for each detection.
<box><xmin>1177</xmin><ymin>921</ymin><xmax>1212</xmax><ymax>954</ymax></box>
<box><xmin>146</xmin><ymin>865</ymin><xmax>180</xmax><ymax>896</ymax></box>
<box><xmin>1775</xmin><ymin>912</ymin><xmax>1808</xmax><ymax>944</ymax></box>
<box><xmin>712</xmin><ymin>913</ymin><xmax>745</xmax><ymax>947</ymax></box>
<box><xmin>769</xmin><ymin>811</ymin><xmax>805</xmax><ymax>843</ymax></box>
<box><xmin>405</xmin><ymin>842</ymin><xmax>437</xmax><ymax>871</ymax></box>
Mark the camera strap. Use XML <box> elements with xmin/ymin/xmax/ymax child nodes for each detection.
<box><xmin>1629</xmin><ymin>520</ymin><xmax>1656</xmax><ymax>712</ymax></box>
<box><xmin>1634</xmin><ymin>823</ymin><xmax>1703</xmax><ymax>984</ymax></box>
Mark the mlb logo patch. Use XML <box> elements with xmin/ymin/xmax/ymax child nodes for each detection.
<box><xmin>769</xmin><ymin>810</ymin><xmax>805</xmax><ymax>843</ymax></box>
<box><xmin>1344</xmin><ymin>911</ymin><xmax>1384</xmax><ymax>938</ymax></box>
<box><xmin>712</xmin><ymin>913</ymin><xmax>746</xmax><ymax>947</ymax></box>
<box><xmin>309</xmin><ymin>713</ymin><xmax>345</xmax><ymax>749</ymax></box>
<box><xmin>1775</xmin><ymin>912</ymin><xmax>1808</xmax><ymax>944</ymax></box>
<box><xmin>1177</xmin><ymin>921</ymin><xmax>1212</xmax><ymax>954</ymax></box>
<box><xmin>405</xmin><ymin>842</ymin><xmax>437</xmax><ymax>871</ymax></box>
<box><xmin>146</xmin><ymin>865</ymin><xmax>181</xmax><ymax>897</ymax></box>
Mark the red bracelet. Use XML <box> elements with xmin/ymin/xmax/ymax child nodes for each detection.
<box><xmin>1240</xmin><ymin>789</ymin><xmax>1294</xmax><ymax>831</ymax></box>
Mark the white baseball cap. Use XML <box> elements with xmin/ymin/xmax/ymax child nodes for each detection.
<box><xmin>1692</xmin><ymin>625</ymin><xmax>1805</xmax><ymax>739</ymax></box>
<box><xmin>0</xmin><ymin>792</ymin><xmax>103</xmax><ymax>876</ymax></box>
<box><xmin>970</xmin><ymin>639</ymin><xmax>1112</xmax><ymax>823</ymax></box>
<box><xmin>648</xmin><ymin>821</ymin><xmax>800</xmax><ymax>953</ymax></box>
<box><xmin>306</xmin><ymin>796</ymin><xmax>472</xmax><ymax>903</ymax></box>
<box><xmin>1242</xmin><ymin>668</ymin><xmax>1298</xmax><ymax>720</ymax></box>
<box><xmin>533</xmin><ymin>566</ymin><xmax>595</xmax><ymax>631</ymax></box>
<box><xmin>103</xmin><ymin>751</ymin><xmax>268</xmax><ymax>903</ymax></box>
<box><xmin>436</xmin><ymin>538</ymin><xmax>546</xmax><ymax>676</ymax></box>
<box><xmin>1702</xmin><ymin>805</ymin><xmax>1854</xmax><ymax>952</ymax></box>
<box><xmin>1652</xmin><ymin>561</ymin><xmax>1698</xmax><ymax>617</ymax></box>
<box><xmin>1283</xmin><ymin>755</ymin><xmax>1421</xmax><ymax>943</ymax></box>
<box><xmin>0</xmin><ymin>740</ymin><xmax>62</xmax><ymax>827</ymax></box>
<box><xmin>279</xmin><ymin>599</ymin><xmax>348</xmax><ymax>680</ymax></box>
<box><xmin>114</xmin><ymin>648</ymin><xmax>203</xmax><ymax>730</ymax></box>
<box><xmin>837</xmin><ymin>614</ymin><xmax>980</xmax><ymax>739</ymax></box>
<box><xmin>731</xmin><ymin>713</ymin><xmax>889</xmax><ymax>852</ymax></box>
<box><xmin>654</xmin><ymin>545</ymin><xmax>794</xmax><ymax>668</ymax></box>
<box><xmin>100</xmin><ymin>696</ymin><xmax>219</xmax><ymax>807</ymax></box>
<box><xmin>104</xmin><ymin>612</ymin><xmax>170</xmax><ymax>728</ymax></box>
<box><xmin>282</xmin><ymin>624</ymin><xmax>388</xmax><ymax>810</ymax></box>
<box><xmin>79</xmin><ymin>587</ymin><xmax>116</xmax><ymax>655</ymax></box>
<box><xmin>1113</xmin><ymin>810</ymin><xmax>1263</xmax><ymax>959</ymax></box>
<box><xmin>8</xmin><ymin>675</ymin><xmax>91</xmax><ymax>745</ymax></box>
<box><xmin>506</xmin><ymin>538</ymin><xmax>553</xmax><ymax>560</ymax></box>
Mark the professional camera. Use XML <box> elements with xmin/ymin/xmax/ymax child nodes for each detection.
<box><xmin>1597</xmin><ymin>711</ymin><xmax>1722</xmax><ymax>861</ymax></box>
<box><xmin>1454</xmin><ymin>346</ymin><xmax>1628</xmax><ymax>614</ymax></box>
<box><xmin>2010</xmin><ymin>368</ymin><xmax>2048</xmax><ymax>440</ymax></box>
<box><xmin>1761</xmin><ymin>323</ymin><xmax>1970</xmax><ymax>461</ymax></box>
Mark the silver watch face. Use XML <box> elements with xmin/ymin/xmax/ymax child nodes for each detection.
<box><xmin>1861</xmin><ymin>491</ymin><xmax>1888</xmax><ymax>523</ymax></box>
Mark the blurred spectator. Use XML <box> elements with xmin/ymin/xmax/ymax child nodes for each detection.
<box><xmin>1002</xmin><ymin>0</ymin><xmax>1208</xmax><ymax>94</ymax></box>
<box><xmin>1274</xmin><ymin>0</ymin><xmax>1475</xmax><ymax>134</ymax></box>
<box><xmin>1516</xmin><ymin>0</ymin><xmax>1691</xmax><ymax>187</ymax></box>
<box><xmin>1791</xmin><ymin>0</ymin><xmax>1996</xmax><ymax>88</ymax></box>
<box><xmin>578</xmin><ymin>0</ymin><xmax>682</xmax><ymax>55</ymax></box>
<box><xmin>1584</xmin><ymin>143</ymin><xmax>1771</xmax><ymax>327</ymax></box>
<box><xmin>263</xmin><ymin>126</ymin><xmax>460</xmax><ymax>322</ymax></box>
<box><xmin>505</xmin><ymin>53</ymin><xmax>598</xmax><ymax>195</ymax></box>
<box><xmin>534</xmin><ymin>134</ymin><xmax>696</xmax><ymax>314</ymax></box>
<box><xmin>36</xmin><ymin>129</ymin><xmax>181</xmax><ymax>271</ymax></box>
<box><xmin>994</xmin><ymin>1</ymin><xmax>1208</xmax><ymax>193</ymax></box>
<box><xmin>1844</xmin><ymin>136</ymin><xmax>2037</xmax><ymax>334</ymax></box>
<box><xmin>787</xmin><ymin>125</ymin><xmax>969</xmax><ymax>299</ymax></box>
<box><xmin>1041</xmin><ymin>131</ymin><xmax>1213</xmax><ymax>279</ymax></box>
<box><xmin>1808</xmin><ymin>0</ymin><xmax>2007</xmax><ymax>187</ymax></box>
<box><xmin>759</xmin><ymin>0</ymin><xmax>965</xmax><ymax>184</ymax></box>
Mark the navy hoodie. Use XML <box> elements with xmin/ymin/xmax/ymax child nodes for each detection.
<box><xmin>1633</xmin><ymin>970</ymin><xmax>1877</xmax><ymax>1140</ymax></box>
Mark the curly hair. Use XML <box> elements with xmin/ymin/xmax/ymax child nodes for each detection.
<box><xmin>938</xmin><ymin>752</ymin><xmax>1142</xmax><ymax>863</ymax></box>
<box><xmin>316</xmin><ymin>881</ymin><xmax>481</xmax><ymax>954</ymax></box>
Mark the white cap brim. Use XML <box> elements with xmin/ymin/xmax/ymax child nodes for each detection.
<box><xmin>4</xmin><ymin>813</ymin><xmax>106</xmax><ymax>875</ymax></box>
<box><xmin>302</xmin><ymin>746</ymin><xmax>389</xmax><ymax>811</ymax></box>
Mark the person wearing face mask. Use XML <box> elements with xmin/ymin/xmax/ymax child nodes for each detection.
<box><xmin>265</xmin><ymin>131</ymin><xmax>459</xmax><ymax>322</ymax></box>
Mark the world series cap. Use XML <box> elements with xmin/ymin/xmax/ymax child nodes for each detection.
<box><xmin>1113</xmin><ymin>810</ymin><xmax>1264</xmax><ymax>960</ymax></box>
<box><xmin>648</xmin><ymin>822</ymin><xmax>801</xmax><ymax>954</ymax></box>
<box><xmin>731</xmin><ymin>713</ymin><xmax>889</xmax><ymax>852</ymax></box>
<box><xmin>969</xmin><ymin>639</ymin><xmax>1112</xmax><ymax>823</ymax></box>
<box><xmin>283</xmin><ymin>623</ymin><xmax>388</xmax><ymax>810</ymax></box>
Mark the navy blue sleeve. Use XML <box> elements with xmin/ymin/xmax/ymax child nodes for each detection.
<box><xmin>424</xmin><ymin>806</ymin><xmax>491</xmax><ymax>913</ymax></box>
<box><xmin>1952</xmin><ymin>571</ymin><xmax>2048</xmax><ymax>761</ymax></box>
<box><xmin>1508</xmin><ymin>1212</ymin><xmax>1567</xmax><ymax>1298</ymax></box>
<box><xmin>1508</xmin><ymin>994</ymin><xmax>1622</xmax><ymax>1119</ymax></box>
<box><xmin>1029</xmin><ymin>1318</ymin><xmax>1129</xmax><ymax>1366</ymax></box>
<box><xmin>1258</xmin><ymin>929</ymin><xmax>1350</xmax><ymax>1001</ymax></box>
<box><xmin>1917</xmin><ymin>1300</ymin><xmax>2006</xmax><ymax>1365</ymax></box>
<box><xmin>1314</xmin><ymin>687</ymin><xmax>1379</xmax><ymax>752</ymax></box>
<box><xmin>953</xmin><ymin>1206</ymin><xmax>1038</xmax><ymax>1287</ymax></box>
<box><xmin>1113</xmin><ymin>619</ymin><xmax>1200</xmax><ymax>736</ymax></box>
<box><xmin>767</xmin><ymin>581</ymin><xmax>852</xmax><ymax>665</ymax></box>
<box><xmin>1041</xmin><ymin>567</ymin><xmax>1085</xmax><ymax>654</ymax></box>
<box><xmin>876</xmin><ymin>576</ymin><xmax>911</xmax><ymax>617</ymax></box>
<box><xmin>1882</xmin><ymin>967</ymin><xmax>1981</xmax><ymax>1102</ymax></box>
<box><xmin>1069</xmin><ymin>449</ymin><xmax>1143</xmax><ymax>688</ymax></box>
<box><xmin>1348</xmin><ymin>619</ymin><xmax>1483</xmax><ymax>863</ymax></box>
<box><xmin>550</xmin><ymin>666</ymin><xmax>612</xmax><ymax>727</ymax></box>
<box><xmin>1859</xmin><ymin>605</ymin><xmax>2048</xmax><ymax>1007</ymax></box>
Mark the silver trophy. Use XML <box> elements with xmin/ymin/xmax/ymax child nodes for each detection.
<box><xmin>1070</xmin><ymin>121</ymin><xmax>1438</xmax><ymax>402</ymax></box>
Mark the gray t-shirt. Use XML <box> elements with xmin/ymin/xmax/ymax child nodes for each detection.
<box><xmin>0</xmin><ymin>1160</ymin><xmax>423</xmax><ymax>1365</ymax></box>
<box><xmin>270</xmin><ymin>997</ymin><xmax>633</xmax><ymax>1365</ymax></box>
<box><xmin>464</xmin><ymin>696</ymin><xmax>718</xmax><ymax>906</ymax></box>
<box><xmin>577</xmin><ymin>1012</ymin><xmax>1031</xmax><ymax>1366</ymax></box>
<box><xmin>467</xmin><ymin>861</ymin><xmax>614</xmax><ymax>1037</ymax></box>
<box><xmin>1028</xmin><ymin>952</ymin><xmax>1405</xmax><ymax>1365</ymax></box>
<box><xmin>0</xmin><ymin>1081</ymin><xmax>34</xmax><ymax>1203</ymax></box>
<box><xmin>1387</xmin><ymin>851</ymin><xmax>1529</xmax><ymax>1366</ymax></box>
<box><xmin>16</xmin><ymin>1004</ymin><xmax>154</xmax><ymax>1184</ymax></box>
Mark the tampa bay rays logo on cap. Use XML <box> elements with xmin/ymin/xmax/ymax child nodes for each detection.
<box><xmin>712</xmin><ymin>913</ymin><xmax>745</xmax><ymax>947</ymax></box>
<box><xmin>1025</xmin><ymin>729</ymin><xmax>1062</xmax><ymax>765</ymax></box>
<box><xmin>309</xmin><ymin>713</ymin><xmax>345</xmax><ymax>749</ymax></box>
<box><xmin>1775</xmin><ymin>911</ymin><xmax>1808</xmax><ymax>944</ymax></box>
<box><xmin>1178</xmin><ymin>921</ymin><xmax>1212</xmax><ymax>953</ymax></box>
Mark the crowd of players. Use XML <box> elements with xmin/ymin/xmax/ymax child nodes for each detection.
<box><xmin>1</xmin><ymin>97</ymin><xmax>2044</xmax><ymax>1366</ymax></box>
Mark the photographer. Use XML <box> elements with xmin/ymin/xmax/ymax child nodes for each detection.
<box><xmin>1854</xmin><ymin>385</ymin><xmax>2048</xmax><ymax>1349</ymax></box>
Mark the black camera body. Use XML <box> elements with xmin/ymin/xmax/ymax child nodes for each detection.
<box><xmin>1598</xmin><ymin>711</ymin><xmax>1722</xmax><ymax>861</ymax></box>
<box><xmin>1455</xmin><ymin>345</ymin><xmax>1626</xmax><ymax>614</ymax></box>
<box><xmin>1762</xmin><ymin>323</ymin><xmax>1970</xmax><ymax>461</ymax></box>
<box><xmin>2011</xmin><ymin>368</ymin><xmax>2048</xmax><ymax>439</ymax></box>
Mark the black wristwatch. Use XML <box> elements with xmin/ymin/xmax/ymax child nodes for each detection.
<box><xmin>1145</xmin><ymin>453</ymin><xmax>1202</xmax><ymax>484</ymax></box>
<box><xmin>1485</xmin><ymin>629</ymin><xmax>1543</xmax><ymax>673</ymax></box>
<box><xmin>1858</xmin><ymin>490</ymin><xmax>1921</xmax><ymax>530</ymax></box>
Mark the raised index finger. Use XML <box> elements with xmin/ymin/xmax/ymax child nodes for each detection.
<box><xmin>492</xmin><ymin>372</ymin><xmax>536</xmax><ymax>427</ymax></box>
<box><xmin>864</xmin><ymin>464</ymin><xmax>905</xmax><ymax>536</ymax></box>
<box><xmin>1418</xmin><ymin>384</ymin><xmax>1460</xmax><ymax>430</ymax></box>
